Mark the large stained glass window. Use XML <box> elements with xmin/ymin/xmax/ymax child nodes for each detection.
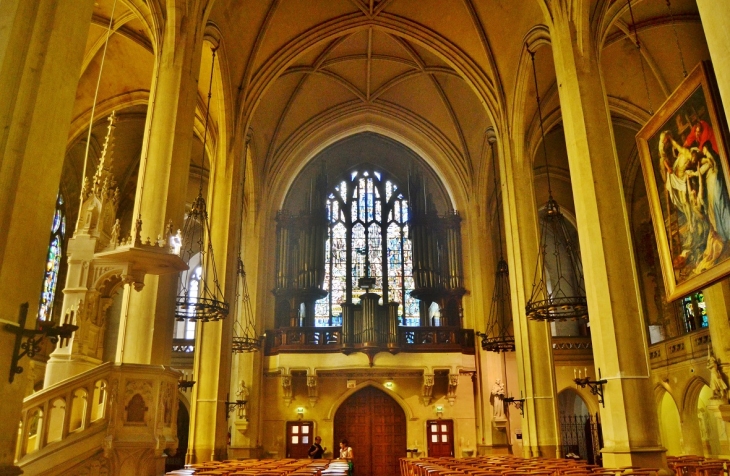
<box><xmin>315</xmin><ymin>169</ymin><xmax>419</xmax><ymax>326</ymax></box>
<box><xmin>38</xmin><ymin>193</ymin><xmax>67</xmax><ymax>321</ymax></box>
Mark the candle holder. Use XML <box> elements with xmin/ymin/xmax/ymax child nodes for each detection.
<box><xmin>502</xmin><ymin>395</ymin><xmax>525</xmax><ymax>416</ymax></box>
<box><xmin>225</xmin><ymin>399</ymin><xmax>248</xmax><ymax>419</ymax></box>
<box><xmin>574</xmin><ymin>368</ymin><xmax>608</xmax><ymax>407</ymax></box>
<box><xmin>5</xmin><ymin>303</ymin><xmax>78</xmax><ymax>383</ymax></box>
<box><xmin>178</xmin><ymin>374</ymin><xmax>196</xmax><ymax>392</ymax></box>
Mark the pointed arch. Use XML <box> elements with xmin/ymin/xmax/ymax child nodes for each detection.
<box><xmin>326</xmin><ymin>380</ymin><xmax>415</xmax><ymax>421</ymax></box>
<box><xmin>557</xmin><ymin>386</ymin><xmax>599</xmax><ymax>417</ymax></box>
<box><xmin>682</xmin><ymin>376</ymin><xmax>711</xmax><ymax>415</ymax></box>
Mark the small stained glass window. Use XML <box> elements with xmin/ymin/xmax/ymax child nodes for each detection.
<box><xmin>38</xmin><ymin>193</ymin><xmax>66</xmax><ymax>321</ymax></box>
<box><xmin>682</xmin><ymin>291</ymin><xmax>709</xmax><ymax>333</ymax></box>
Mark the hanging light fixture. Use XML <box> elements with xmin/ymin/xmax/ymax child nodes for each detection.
<box><xmin>479</xmin><ymin>132</ymin><xmax>515</xmax><ymax>352</ymax></box>
<box><xmin>232</xmin><ymin>130</ymin><xmax>263</xmax><ymax>352</ymax></box>
<box><xmin>232</xmin><ymin>258</ymin><xmax>262</xmax><ymax>352</ymax></box>
<box><xmin>524</xmin><ymin>48</ymin><xmax>588</xmax><ymax>322</ymax></box>
<box><xmin>175</xmin><ymin>47</ymin><xmax>229</xmax><ymax>322</ymax></box>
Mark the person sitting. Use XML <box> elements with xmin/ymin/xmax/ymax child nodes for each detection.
<box><xmin>308</xmin><ymin>436</ymin><xmax>325</xmax><ymax>459</ymax></box>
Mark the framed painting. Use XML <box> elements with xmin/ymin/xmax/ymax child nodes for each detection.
<box><xmin>636</xmin><ymin>61</ymin><xmax>730</xmax><ymax>301</ymax></box>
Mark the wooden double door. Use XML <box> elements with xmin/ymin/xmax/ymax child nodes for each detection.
<box><xmin>334</xmin><ymin>386</ymin><xmax>406</xmax><ymax>476</ymax></box>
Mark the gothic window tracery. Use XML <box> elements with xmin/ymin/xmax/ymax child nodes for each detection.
<box><xmin>314</xmin><ymin>169</ymin><xmax>419</xmax><ymax>326</ymax></box>
<box><xmin>38</xmin><ymin>193</ymin><xmax>66</xmax><ymax>321</ymax></box>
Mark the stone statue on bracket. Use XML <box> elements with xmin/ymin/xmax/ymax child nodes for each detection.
<box><xmin>237</xmin><ymin>380</ymin><xmax>250</xmax><ymax>401</ymax></box>
<box><xmin>491</xmin><ymin>378</ymin><xmax>506</xmax><ymax>419</ymax></box>
<box><xmin>707</xmin><ymin>349</ymin><xmax>728</xmax><ymax>402</ymax></box>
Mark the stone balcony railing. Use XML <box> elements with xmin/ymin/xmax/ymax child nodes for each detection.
<box><xmin>265</xmin><ymin>326</ymin><xmax>475</xmax><ymax>355</ymax></box>
<box><xmin>648</xmin><ymin>328</ymin><xmax>711</xmax><ymax>369</ymax></box>
<box><xmin>18</xmin><ymin>362</ymin><xmax>180</xmax><ymax>476</ymax></box>
<box><xmin>551</xmin><ymin>336</ymin><xmax>594</xmax><ymax>362</ymax></box>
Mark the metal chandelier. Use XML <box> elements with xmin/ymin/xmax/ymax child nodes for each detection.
<box><xmin>480</xmin><ymin>133</ymin><xmax>515</xmax><ymax>352</ymax></box>
<box><xmin>175</xmin><ymin>48</ymin><xmax>229</xmax><ymax>322</ymax></box>
<box><xmin>524</xmin><ymin>48</ymin><xmax>588</xmax><ymax>322</ymax></box>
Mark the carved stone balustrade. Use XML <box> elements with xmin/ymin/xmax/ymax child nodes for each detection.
<box><xmin>18</xmin><ymin>362</ymin><xmax>180</xmax><ymax>476</ymax></box>
<box><xmin>267</xmin><ymin>327</ymin><xmax>342</xmax><ymax>353</ymax></box>
<box><xmin>266</xmin><ymin>326</ymin><xmax>474</xmax><ymax>356</ymax></box>
<box><xmin>648</xmin><ymin>328</ymin><xmax>711</xmax><ymax>369</ymax></box>
<box><xmin>551</xmin><ymin>336</ymin><xmax>594</xmax><ymax>362</ymax></box>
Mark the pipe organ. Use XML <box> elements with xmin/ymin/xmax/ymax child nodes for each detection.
<box><xmin>273</xmin><ymin>168</ymin><xmax>465</xmax><ymax>361</ymax></box>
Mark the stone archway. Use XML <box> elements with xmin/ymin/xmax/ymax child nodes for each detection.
<box><xmin>334</xmin><ymin>386</ymin><xmax>406</xmax><ymax>476</ymax></box>
<box><xmin>166</xmin><ymin>398</ymin><xmax>190</xmax><ymax>472</ymax></box>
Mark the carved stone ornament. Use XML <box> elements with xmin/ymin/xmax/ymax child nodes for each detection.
<box><xmin>421</xmin><ymin>374</ymin><xmax>435</xmax><ymax>406</ymax></box>
<box><xmin>124</xmin><ymin>379</ymin><xmax>153</xmax><ymax>426</ymax></box>
<box><xmin>67</xmin><ymin>453</ymin><xmax>110</xmax><ymax>476</ymax></box>
<box><xmin>282</xmin><ymin>375</ymin><xmax>293</xmax><ymax>407</ymax></box>
<box><xmin>447</xmin><ymin>374</ymin><xmax>459</xmax><ymax>406</ymax></box>
<box><xmin>307</xmin><ymin>375</ymin><xmax>318</xmax><ymax>407</ymax></box>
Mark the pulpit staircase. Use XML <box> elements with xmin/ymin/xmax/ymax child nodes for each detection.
<box><xmin>16</xmin><ymin>362</ymin><xmax>180</xmax><ymax>476</ymax></box>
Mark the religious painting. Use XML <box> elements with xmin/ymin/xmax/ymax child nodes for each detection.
<box><xmin>636</xmin><ymin>61</ymin><xmax>730</xmax><ymax>301</ymax></box>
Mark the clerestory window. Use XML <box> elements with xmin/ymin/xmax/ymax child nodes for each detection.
<box><xmin>314</xmin><ymin>169</ymin><xmax>420</xmax><ymax>326</ymax></box>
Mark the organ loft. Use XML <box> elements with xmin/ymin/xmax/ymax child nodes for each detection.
<box><xmin>2</xmin><ymin>1</ymin><xmax>730</xmax><ymax>475</ymax></box>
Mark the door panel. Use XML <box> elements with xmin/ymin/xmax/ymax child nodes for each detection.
<box><xmin>427</xmin><ymin>419</ymin><xmax>454</xmax><ymax>457</ymax></box>
<box><xmin>334</xmin><ymin>386</ymin><xmax>406</xmax><ymax>476</ymax></box>
<box><xmin>286</xmin><ymin>421</ymin><xmax>313</xmax><ymax>458</ymax></box>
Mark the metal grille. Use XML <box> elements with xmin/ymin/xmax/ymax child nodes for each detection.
<box><xmin>560</xmin><ymin>413</ymin><xmax>603</xmax><ymax>465</ymax></box>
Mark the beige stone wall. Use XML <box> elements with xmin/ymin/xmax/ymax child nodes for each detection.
<box><xmin>259</xmin><ymin>352</ymin><xmax>477</xmax><ymax>458</ymax></box>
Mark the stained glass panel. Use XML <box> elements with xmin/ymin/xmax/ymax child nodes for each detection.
<box><xmin>387</xmin><ymin>222</ymin><xmax>403</xmax><ymax>311</ymax></box>
<box><xmin>38</xmin><ymin>193</ymin><xmax>66</xmax><ymax>321</ymax></box>
<box><xmin>38</xmin><ymin>237</ymin><xmax>62</xmax><ymax>321</ymax></box>
<box><xmin>314</xmin><ymin>169</ymin><xmax>417</xmax><ymax>325</ymax></box>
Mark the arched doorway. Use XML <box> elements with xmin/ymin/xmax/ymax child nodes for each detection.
<box><xmin>166</xmin><ymin>399</ymin><xmax>190</xmax><ymax>472</ymax></box>
<box><xmin>658</xmin><ymin>391</ymin><xmax>682</xmax><ymax>455</ymax></box>
<box><xmin>334</xmin><ymin>386</ymin><xmax>406</xmax><ymax>476</ymax></box>
<box><xmin>558</xmin><ymin>389</ymin><xmax>602</xmax><ymax>464</ymax></box>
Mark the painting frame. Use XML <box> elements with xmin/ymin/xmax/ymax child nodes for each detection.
<box><xmin>636</xmin><ymin>61</ymin><xmax>730</xmax><ymax>302</ymax></box>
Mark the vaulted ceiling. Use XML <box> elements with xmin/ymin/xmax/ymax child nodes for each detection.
<box><xmin>67</xmin><ymin>0</ymin><xmax>709</xmax><ymax>217</ymax></box>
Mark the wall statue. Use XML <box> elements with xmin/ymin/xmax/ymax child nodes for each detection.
<box><xmin>491</xmin><ymin>379</ymin><xmax>506</xmax><ymax>419</ymax></box>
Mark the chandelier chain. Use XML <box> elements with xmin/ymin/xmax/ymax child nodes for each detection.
<box><xmin>665</xmin><ymin>0</ymin><xmax>687</xmax><ymax>78</ymax></box>
<box><xmin>627</xmin><ymin>0</ymin><xmax>654</xmax><ymax>115</ymax></box>
<box><xmin>528</xmin><ymin>47</ymin><xmax>554</xmax><ymax>199</ymax></box>
<box><xmin>77</xmin><ymin>0</ymin><xmax>118</xmax><ymax>231</ymax></box>
<box><xmin>174</xmin><ymin>46</ymin><xmax>228</xmax><ymax>322</ymax></box>
<box><xmin>490</xmin><ymin>140</ymin><xmax>504</xmax><ymax>261</ymax></box>
<box><xmin>232</xmin><ymin>129</ymin><xmax>261</xmax><ymax>352</ymax></box>
<box><xmin>198</xmin><ymin>48</ymin><xmax>217</xmax><ymax>197</ymax></box>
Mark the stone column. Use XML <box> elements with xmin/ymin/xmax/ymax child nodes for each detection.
<box><xmin>696</xmin><ymin>0</ymin><xmax>730</xmax><ymax>122</ymax></box>
<box><xmin>701</xmin><ymin>281</ymin><xmax>730</xmax><ymax>364</ymax></box>
<box><xmin>499</xmin><ymin>134</ymin><xmax>561</xmax><ymax>457</ymax></box>
<box><xmin>187</xmin><ymin>118</ymin><xmax>240</xmax><ymax>464</ymax></box>
<box><xmin>115</xmin><ymin>1</ymin><xmax>207</xmax><ymax>366</ymax></box>
<box><xmin>0</xmin><ymin>1</ymin><xmax>94</xmax><ymax>473</ymax></box>
<box><xmin>545</xmin><ymin>2</ymin><xmax>665</xmax><ymax>468</ymax></box>
<box><xmin>695</xmin><ymin>0</ymin><xmax>730</xmax><ymax>375</ymax></box>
